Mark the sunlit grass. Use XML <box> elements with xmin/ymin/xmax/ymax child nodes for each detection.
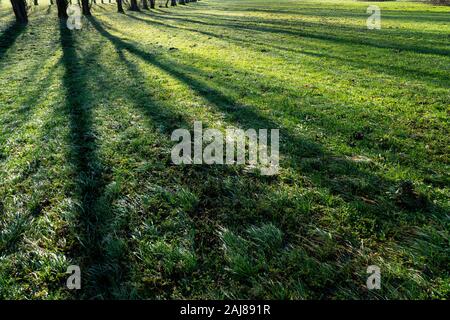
<box><xmin>0</xmin><ymin>0</ymin><xmax>449</xmax><ymax>299</ymax></box>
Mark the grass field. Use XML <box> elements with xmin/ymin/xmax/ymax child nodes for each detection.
<box><xmin>0</xmin><ymin>0</ymin><xmax>449</xmax><ymax>299</ymax></box>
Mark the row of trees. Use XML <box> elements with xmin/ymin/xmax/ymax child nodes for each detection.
<box><xmin>10</xmin><ymin>0</ymin><xmax>197</xmax><ymax>24</ymax></box>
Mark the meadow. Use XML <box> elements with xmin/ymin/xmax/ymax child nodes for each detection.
<box><xmin>0</xmin><ymin>0</ymin><xmax>449</xmax><ymax>299</ymax></box>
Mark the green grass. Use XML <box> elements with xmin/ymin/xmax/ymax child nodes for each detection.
<box><xmin>0</xmin><ymin>0</ymin><xmax>449</xmax><ymax>299</ymax></box>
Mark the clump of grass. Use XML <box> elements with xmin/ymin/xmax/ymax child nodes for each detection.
<box><xmin>220</xmin><ymin>223</ymin><xmax>283</xmax><ymax>279</ymax></box>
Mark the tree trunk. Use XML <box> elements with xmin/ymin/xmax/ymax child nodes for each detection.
<box><xmin>179</xmin><ymin>0</ymin><xmax>185</xmax><ymax>5</ymax></box>
<box><xmin>56</xmin><ymin>0</ymin><xmax>68</xmax><ymax>18</ymax></box>
<box><xmin>34</xmin><ymin>0</ymin><xmax>38</xmax><ymax>5</ymax></box>
<box><xmin>170</xmin><ymin>0</ymin><xmax>176</xmax><ymax>6</ymax></box>
<box><xmin>50</xmin><ymin>0</ymin><xmax>54</xmax><ymax>4</ymax></box>
<box><xmin>81</xmin><ymin>0</ymin><xmax>91</xmax><ymax>15</ymax></box>
<box><xmin>149</xmin><ymin>0</ymin><xmax>154</xmax><ymax>8</ymax></box>
<box><xmin>142</xmin><ymin>0</ymin><xmax>148</xmax><ymax>9</ymax></box>
<box><xmin>10</xmin><ymin>0</ymin><xmax>28</xmax><ymax>23</ymax></box>
<box><xmin>129</xmin><ymin>0</ymin><xmax>139</xmax><ymax>11</ymax></box>
<box><xmin>117</xmin><ymin>0</ymin><xmax>124</xmax><ymax>12</ymax></box>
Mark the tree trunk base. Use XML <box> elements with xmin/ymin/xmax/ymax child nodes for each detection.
<box><xmin>10</xmin><ymin>0</ymin><xmax>28</xmax><ymax>23</ymax></box>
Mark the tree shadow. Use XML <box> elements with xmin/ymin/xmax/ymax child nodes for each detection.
<box><xmin>54</xmin><ymin>15</ymin><xmax>446</xmax><ymax>298</ymax></box>
<box><xmin>90</xmin><ymin>17</ymin><xmax>446</xmax><ymax>235</ymax></box>
<box><xmin>0</xmin><ymin>59</ymin><xmax>58</xmax><ymax>145</ymax></box>
<box><xmin>58</xmin><ymin>21</ymin><xmax>122</xmax><ymax>299</ymax></box>
<box><xmin>202</xmin><ymin>5</ymin><xmax>450</xmax><ymax>24</ymax></box>
<box><xmin>146</xmin><ymin>11</ymin><xmax>450</xmax><ymax>57</ymax></box>
<box><xmin>132</xmin><ymin>11</ymin><xmax>450</xmax><ymax>87</ymax></box>
<box><xmin>113</xmin><ymin>11</ymin><xmax>447</xmax><ymax>168</ymax></box>
<box><xmin>154</xmin><ymin>9</ymin><xmax>449</xmax><ymax>39</ymax></box>
<box><xmin>58</xmin><ymin>14</ymin><xmax>199</xmax><ymax>299</ymax></box>
<box><xmin>0</xmin><ymin>22</ymin><xmax>26</xmax><ymax>60</ymax></box>
<box><xmin>158</xmin><ymin>9</ymin><xmax>449</xmax><ymax>51</ymax></box>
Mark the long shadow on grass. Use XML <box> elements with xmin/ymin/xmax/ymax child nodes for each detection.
<box><xmin>116</xmin><ymin>12</ymin><xmax>448</xmax><ymax>151</ymax></box>
<box><xmin>89</xmin><ymin>17</ymin><xmax>444</xmax><ymax>233</ymax></box>
<box><xmin>59</xmin><ymin>22</ymin><xmax>123</xmax><ymax>299</ymax></box>
<box><xmin>90</xmin><ymin>17</ymin><xmax>322</xmax><ymax>155</ymax></box>
<box><xmin>60</xmin><ymin>16</ymin><xmax>196</xmax><ymax>299</ymax></box>
<box><xmin>132</xmin><ymin>12</ymin><xmax>450</xmax><ymax>87</ymax></box>
<box><xmin>87</xmin><ymin>16</ymin><xmax>241</xmax><ymax>298</ymax></box>
<box><xmin>148</xmin><ymin>11</ymin><xmax>450</xmax><ymax>57</ymax></box>
<box><xmin>202</xmin><ymin>6</ymin><xmax>450</xmax><ymax>24</ymax></box>
<box><xmin>0</xmin><ymin>59</ymin><xmax>58</xmax><ymax>139</ymax></box>
<box><xmin>0</xmin><ymin>22</ymin><xmax>26</xmax><ymax>60</ymax></box>
<box><xmin>154</xmin><ymin>9</ymin><xmax>449</xmax><ymax>42</ymax></box>
<box><xmin>89</xmin><ymin>17</ymin><xmax>448</xmax><ymax>298</ymax></box>
<box><xmin>154</xmin><ymin>7</ymin><xmax>450</xmax><ymax>50</ymax></box>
